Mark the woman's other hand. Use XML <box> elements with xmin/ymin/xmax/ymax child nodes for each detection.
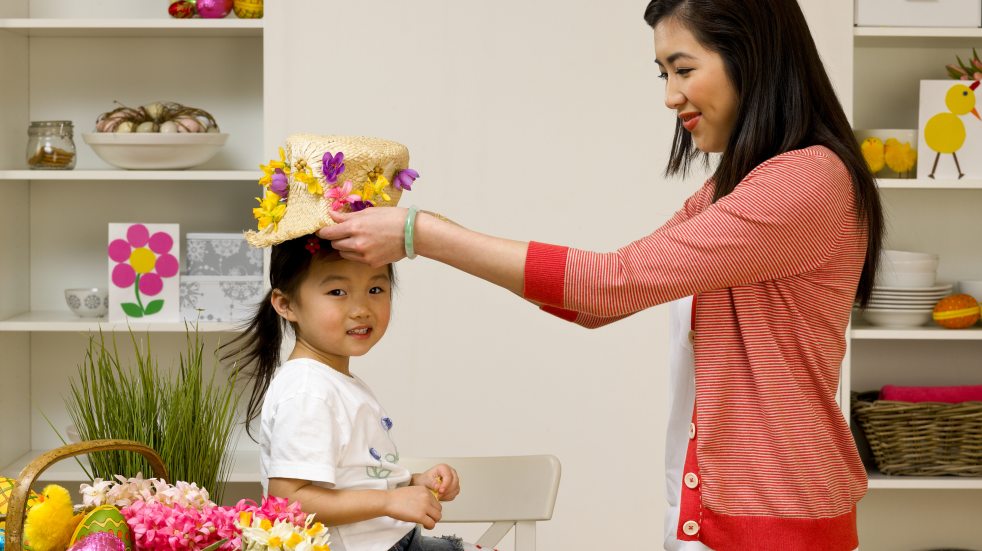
<box><xmin>318</xmin><ymin>207</ymin><xmax>408</xmax><ymax>267</ymax></box>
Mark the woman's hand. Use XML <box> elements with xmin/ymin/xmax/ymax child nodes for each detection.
<box><xmin>318</xmin><ymin>208</ymin><xmax>408</xmax><ymax>267</ymax></box>
<box><xmin>411</xmin><ymin>463</ymin><xmax>461</xmax><ymax>502</ymax></box>
<box><xmin>384</xmin><ymin>485</ymin><xmax>442</xmax><ymax>529</ymax></box>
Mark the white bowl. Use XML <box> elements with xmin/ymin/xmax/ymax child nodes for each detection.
<box><xmin>64</xmin><ymin>288</ymin><xmax>108</xmax><ymax>317</ymax></box>
<box><xmin>861</xmin><ymin>308</ymin><xmax>932</xmax><ymax>328</ymax></box>
<box><xmin>83</xmin><ymin>132</ymin><xmax>228</xmax><ymax>170</ymax></box>
<box><xmin>881</xmin><ymin>249</ymin><xmax>938</xmax><ymax>262</ymax></box>
<box><xmin>874</xmin><ymin>270</ymin><xmax>936</xmax><ymax>288</ymax></box>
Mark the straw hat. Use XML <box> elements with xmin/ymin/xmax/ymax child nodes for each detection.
<box><xmin>245</xmin><ymin>134</ymin><xmax>417</xmax><ymax>248</ymax></box>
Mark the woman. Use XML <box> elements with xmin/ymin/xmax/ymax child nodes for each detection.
<box><xmin>319</xmin><ymin>1</ymin><xmax>882</xmax><ymax>549</ymax></box>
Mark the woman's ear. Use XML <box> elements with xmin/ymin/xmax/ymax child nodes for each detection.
<box><xmin>270</xmin><ymin>289</ymin><xmax>297</xmax><ymax>322</ymax></box>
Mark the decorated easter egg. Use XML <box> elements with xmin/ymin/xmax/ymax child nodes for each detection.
<box><xmin>69</xmin><ymin>506</ymin><xmax>133</xmax><ymax>551</ymax></box>
<box><xmin>168</xmin><ymin>1</ymin><xmax>196</xmax><ymax>19</ymax></box>
<box><xmin>0</xmin><ymin>477</ymin><xmax>40</xmax><ymax>529</ymax></box>
<box><xmin>233</xmin><ymin>0</ymin><xmax>263</xmax><ymax>18</ymax></box>
<box><xmin>68</xmin><ymin>532</ymin><xmax>126</xmax><ymax>551</ymax></box>
<box><xmin>196</xmin><ymin>0</ymin><xmax>232</xmax><ymax>18</ymax></box>
<box><xmin>933</xmin><ymin>293</ymin><xmax>981</xmax><ymax>329</ymax></box>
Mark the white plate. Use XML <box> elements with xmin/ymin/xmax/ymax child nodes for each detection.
<box><xmin>866</xmin><ymin>302</ymin><xmax>936</xmax><ymax>310</ymax></box>
<box><xmin>872</xmin><ymin>283</ymin><xmax>952</xmax><ymax>293</ymax></box>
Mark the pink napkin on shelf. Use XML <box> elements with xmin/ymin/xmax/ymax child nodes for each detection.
<box><xmin>880</xmin><ymin>384</ymin><xmax>982</xmax><ymax>403</ymax></box>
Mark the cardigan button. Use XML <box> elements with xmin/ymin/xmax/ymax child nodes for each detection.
<box><xmin>684</xmin><ymin>472</ymin><xmax>699</xmax><ymax>489</ymax></box>
<box><xmin>688</xmin><ymin>423</ymin><xmax>696</xmax><ymax>439</ymax></box>
<box><xmin>682</xmin><ymin>520</ymin><xmax>700</xmax><ymax>536</ymax></box>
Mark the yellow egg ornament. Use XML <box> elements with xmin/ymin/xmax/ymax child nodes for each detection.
<box><xmin>233</xmin><ymin>0</ymin><xmax>263</xmax><ymax>18</ymax></box>
<box><xmin>0</xmin><ymin>477</ymin><xmax>40</xmax><ymax>529</ymax></box>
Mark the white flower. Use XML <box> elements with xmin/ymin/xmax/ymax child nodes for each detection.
<box><xmin>80</xmin><ymin>479</ymin><xmax>113</xmax><ymax>507</ymax></box>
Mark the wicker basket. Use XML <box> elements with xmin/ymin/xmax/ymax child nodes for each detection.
<box><xmin>1</xmin><ymin>439</ymin><xmax>169</xmax><ymax>551</ymax></box>
<box><xmin>852</xmin><ymin>392</ymin><xmax>982</xmax><ymax>476</ymax></box>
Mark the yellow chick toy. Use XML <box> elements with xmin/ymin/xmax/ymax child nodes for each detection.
<box><xmin>884</xmin><ymin>138</ymin><xmax>917</xmax><ymax>177</ymax></box>
<box><xmin>24</xmin><ymin>485</ymin><xmax>81</xmax><ymax>551</ymax></box>
<box><xmin>860</xmin><ymin>137</ymin><xmax>885</xmax><ymax>174</ymax></box>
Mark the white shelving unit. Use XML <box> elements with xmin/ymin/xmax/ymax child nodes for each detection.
<box><xmin>0</xmin><ymin>0</ymin><xmax>284</xmax><ymax>502</ymax></box>
<box><xmin>847</xmin><ymin>11</ymin><xmax>982</xmax><ymax>547</ymax></box>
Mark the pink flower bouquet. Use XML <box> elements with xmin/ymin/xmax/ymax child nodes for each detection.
<box><xmin>78</xmin><ymin>476</ymin><xmax>323</xmax><ymax>551</ymax></box>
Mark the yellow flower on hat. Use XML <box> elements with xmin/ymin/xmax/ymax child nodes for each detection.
<box><xmin>260</xmin><ymin>147</ymin><xmax>291</xmax><ymax>188</ymax></box>
<box><xmin>253</xmin><ymin>191</ymin><xmax>286</xmax><ymax>231</ymax></box>
<box><xmin>293</xmin><ymin>159</ymin><xmax>323</xmax><ymax>196</ymax></box>
<box><xmin>360</xmin><ymin>174</ymin><xmax>391</xmax><ymax>204</ymax></box>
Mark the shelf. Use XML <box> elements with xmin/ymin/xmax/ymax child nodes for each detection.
<box><xmin>0</xmin><ymin>311</ymin><xmax>244</xmax><ymax>333</ymax></box>
<box><xmin>868</xmin><ymin>470</ymin><xmax>982</xmax><ymax>490</ymax></box>
<box><xmin>1</xmin><ymin>448</ymin><xmax>260</xmax><ymax>483</ymax></box>
<box><xmin>855</xmin><ymin>26</ymin><xmax>982</xmax><ymax>38</ymax></box>
<box><xmin>876</xmin><ymin>178</ymin><xmax>982</xmax><ymax>190</ymax></box>
<box><xmin>0</xmin><ymin>169</ymin><xmax>258</xmax><ymax>181</ymax></box>
<box><xmin>852</xmin><ymin>321</ymin><xmax>982</xmax><ymax>340</ymax></box>
<box><xmin>0</xmin><ymin>18</ymin><xmax>263</xmax><ymax>37</ymax></box>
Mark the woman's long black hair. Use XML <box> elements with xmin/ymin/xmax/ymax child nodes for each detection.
<box><xmin>644</xmin><ymin>0</ymin><xmax>883</xmax><ymax>307</ymax></box>
<box><xmin>221</xmin><ymin>235</ymin><xmax>394</xmax><ymax>439</ymax></box>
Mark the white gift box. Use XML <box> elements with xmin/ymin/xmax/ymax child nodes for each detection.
<box><xmin>185</xmin><ymin>232</ymin><xmax>264</xmax><ymax>276</ymax></box>
<box><xmin>180</xmin><ymin>275</ymin><xmax>265</xmax><ymax>323</ymax></box>
<box><xmin>855</xmin><ymin>0</ymin><xmax>982</xmax><ymax>27</ymax></box>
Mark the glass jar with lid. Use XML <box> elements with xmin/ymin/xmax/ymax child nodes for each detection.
<box><xmin>26</xmin><ymin>120</ymin><xmax>77</xmax><ymax>170</ymax></box>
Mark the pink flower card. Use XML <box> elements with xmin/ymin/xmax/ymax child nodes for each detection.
<box><xmin>108</xmin><ymin>223</ymin><xmax>181</xmax><ymax>323</ymax></box>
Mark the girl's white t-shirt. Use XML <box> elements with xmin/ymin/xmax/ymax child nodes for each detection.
<box><xmin>259</xmin><ymin>357</ymin><xmax>414</xmax><ymax>551</ymax></box>
<box><xmin>665</xmin><ymin>297</ymin><xmax>714</xmax><ymax>551</ymax></box>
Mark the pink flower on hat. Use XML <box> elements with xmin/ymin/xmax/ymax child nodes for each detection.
<box><xmin>326</xmin><ymin>180</ymin><xmax>361</xmax><ymax>211</ymax></box>
<box><xmin>108</xmin><ymin>224</ymin><xmax>179</xmax><ymax>317</ymax></box>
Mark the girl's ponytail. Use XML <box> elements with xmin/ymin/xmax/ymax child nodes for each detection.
<box><xmin>222</xmin><ymin>289</ymin><xmax>284</xmax><ymax>440</ymax></box>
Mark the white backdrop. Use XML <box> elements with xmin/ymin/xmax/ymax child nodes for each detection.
<box><xmin>266</xmin><ymin>1</ymin><xmax>846</xmax><ymax>548</ymax></box>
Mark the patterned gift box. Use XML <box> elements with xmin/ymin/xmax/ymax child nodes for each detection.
<box><xmin>185</xmin><ymin>232</ymin><xmax>264</xmax><ymax>276</ymax></box>
<box><xmin>180</xmin><ymin>275</ymin><xmax>265</xmax><ymax>323</ymax></box>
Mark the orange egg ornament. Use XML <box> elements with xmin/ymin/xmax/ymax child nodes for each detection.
<box><xmin>933</xmin><ymin>293</ymin><xmax>981</xmax><ymax>329</ymax></box>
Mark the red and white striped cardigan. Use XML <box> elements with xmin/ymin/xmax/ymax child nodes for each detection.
<box><xmin>524</xmin><ymin>146</ymin><xmax>868</xmax><ymax>550</ymax></box>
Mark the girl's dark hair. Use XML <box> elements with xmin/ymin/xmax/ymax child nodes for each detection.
<box><xmin>221</xmin><ymin>235</ymin><xmax>394</xmax><ymax>440</ymax></box>
<box><xmin>643</xmin><ymin>0</ymin><xmax>883</xmax><ymax>307</ymax></box>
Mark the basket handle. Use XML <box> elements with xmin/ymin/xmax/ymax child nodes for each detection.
<box><xmin>5</xmin><ymin>439</ymin><xmax>169</xmax><ymax>551</ymax></box>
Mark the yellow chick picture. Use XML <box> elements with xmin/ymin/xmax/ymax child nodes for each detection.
<box><xmin>24</xmin><ymin>485</ymin><xmax>82</xmax><ymax>551</ymax></box>
<box><xmin>884</xmin><ymin>138</ymin><xmax>917</xmax><ymax>177</ymax></box>
<box><xmin>923</xmin><ymin>80</ymin><xmax>980</xmax><ymax>179</ymax></box>
<box><xmin>861</xmin><ymin>137</ymin><xmax>885</xmax><ymax>174</ymax></box>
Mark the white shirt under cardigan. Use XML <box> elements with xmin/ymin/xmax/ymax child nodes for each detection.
<box><xmin>665</xmin><ymin>297</ymin><xmax>714</xmax><ymax>551</ymax></box>
<box><xmin>259</xmin><ymin>357</ymin><xmax>415</xmax><ymax>551</ymax></box>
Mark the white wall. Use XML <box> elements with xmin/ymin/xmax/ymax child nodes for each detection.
<box><xmin>270</xmin><ymin>1</ymin><xmax>847</xmax><ymax>549</ymax></box>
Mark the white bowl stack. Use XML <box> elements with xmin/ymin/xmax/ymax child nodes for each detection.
<box><xmin>863</xmin><ymin>250</ymin><xmax>949</xmax><ymax>328</ymax></box>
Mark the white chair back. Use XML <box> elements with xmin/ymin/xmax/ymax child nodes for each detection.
<box><xmin>400</xmin><ymin>455</ymin><xmax>561</xmax><ymax>551</ymax></box>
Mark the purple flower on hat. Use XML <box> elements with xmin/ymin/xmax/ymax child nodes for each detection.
<box><xmin>381</xmin><ymin>417</ymin><xmax>393</xmax><ymax>431</ymax></box>
<box><xmin>350</xmin><ymin>200</ymin><xmax>374</xmax><ymax>211</ymax></box>
<box><xmin>322</xmin><ymin>151</ymin><xmax>345</xmax><ymax>184</ymax></box>
<box><xmin>369</xmin><ymin>447</ymin><xmax>382</xmax><ymax>461</ymax></box>
<box><xmin>393</xmin><ymin>168</ymin><xmax>419</xmax><ymax>191</ymax></box>
<box><xmin>270</xmin><ymin>168</ymin><xmax>289</xmax><ymax>198</ymax></box>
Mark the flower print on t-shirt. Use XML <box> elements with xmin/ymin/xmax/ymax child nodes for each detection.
<box><xmin>367</xmin><ymin>416</ymin><xmax>400</xmax><ymax>479</ymax></box>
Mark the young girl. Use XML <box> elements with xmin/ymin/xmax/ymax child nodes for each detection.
<box><xmin>225</xmin><ymin>134</ymin><xmax>470</xmax><ymax>551</ymax></box>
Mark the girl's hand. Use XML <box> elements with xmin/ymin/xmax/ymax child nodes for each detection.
<box><xmin>384</xmin><ymin>486</ymin><xmax>442</xmax><ymax>529</ymax></box>
<box><xmin>412</xmin><ymin>464</ymin><xmax>461</xmax><ymax>502</ymax></box>
<box><xmin>318</xmin><ymin>208</ymin><xmax>408</xmax><ymax>267</ymax></box>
